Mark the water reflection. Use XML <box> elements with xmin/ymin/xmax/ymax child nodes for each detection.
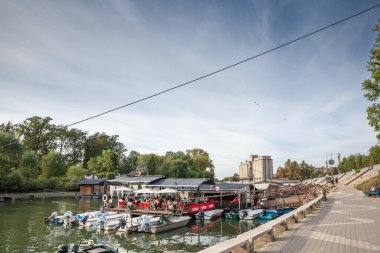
<box><xmin>0</xmin><ymin>198</ymin><xmax>261</xmax><ymax>252</ymax></box>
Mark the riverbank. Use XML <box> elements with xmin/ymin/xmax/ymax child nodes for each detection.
<box><xmin>0</xmin><ymin>191</ymin><xmax>79</xmax><ymax>201</ymax></box>
<box><xmin>198</xmin><ymin>193</ymin><xmax>324</xmax><ymax>253</ymax></box>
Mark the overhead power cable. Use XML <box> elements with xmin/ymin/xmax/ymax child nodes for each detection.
<box><xmin>65</xmin><ymin>3</ymin><xmax>380</xmax><ymax>127</ymax></box>
<box><xmin>1</xmin><ymin>3</ymin><xmax>380</xmax><ymax>148</ymax></box>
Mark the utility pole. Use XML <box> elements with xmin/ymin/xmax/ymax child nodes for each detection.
<box><xmin>330</xmin><ymin>153</ymin><xmax>334</xmax><ymax>184</ymax></box>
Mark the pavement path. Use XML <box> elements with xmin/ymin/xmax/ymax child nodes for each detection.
<box><xmin>258</xmin><ymin>185</ymin><xmax>380</xmax><ymax>253</ymax></box>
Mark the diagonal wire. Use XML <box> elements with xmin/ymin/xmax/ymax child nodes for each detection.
<box><xmin>1</xmin><ymin>3</ymin><xmax>380</xmax><ymax>148</ymax></box>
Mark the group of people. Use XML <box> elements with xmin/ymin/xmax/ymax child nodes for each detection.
<box><xmin>109</xmin><ymin>195</ymin><xmax>188</xmax><ymax>212</ymax></box>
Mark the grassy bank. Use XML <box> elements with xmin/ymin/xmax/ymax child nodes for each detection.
<box><xmin>355</xmin><ymin>176</ymin><xmax>379</xmax><ymax>192</ymax></box>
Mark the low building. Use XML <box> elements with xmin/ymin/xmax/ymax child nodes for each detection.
<box><xmin>106</xmin><ymin>175</ymin><xmax>164</xmax><ymax>191</ymax></box>
<box><xmin>147</xmin><ymin>178</ymin><xmax>214</xmax><ymax>199</ymax></box>
<box><xmin>77</xmin><ymin>178</ymin><xmax>108</xmax><ymax>196</ymax></box>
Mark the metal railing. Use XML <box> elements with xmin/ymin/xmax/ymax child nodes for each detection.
<box><xmin>198</xmin><ymin>195</ymin><xmax>323</xmax><ymax>253</ymax></box>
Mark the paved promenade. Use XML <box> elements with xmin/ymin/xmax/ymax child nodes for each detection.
<box><xmin>258</xmin><ymin>185</ymin><xmax>380</xmax><ymax>253</ymax></box>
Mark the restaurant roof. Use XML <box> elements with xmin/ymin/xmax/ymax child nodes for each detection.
<box><xmin>199</xmin><ymin>183</ymin><xmax>250</xmax><ymax>191</ymax></box>
<box><xmin>147</xmin><ymin>178</ymin><xmax>213</xmax><ymax>190</ymax></box>
<box><xmin>106</xmin><ymin>175</ymin><xmax>164</xmax><ymax>185</ymax></box>
<box><xmin>77</xmin><ymin>178</ymin><xmax>107</xmax><ymax>185</ymax></box>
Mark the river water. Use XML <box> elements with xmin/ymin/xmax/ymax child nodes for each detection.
<box><xmin>0</xmin><ymin>197</ymin><xmax>261</xmax><ymax>253</ymax></box>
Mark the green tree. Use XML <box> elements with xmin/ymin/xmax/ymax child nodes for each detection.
<box><xmin>41</xmin><ymin>151</ymin><xmax>66</xmax><ymax>179</ymax></box>
<box><xmin>367</xmin><ymin>145</ymin><xmax>380</xmax><ymax>165</ymax></box>
<box><xmin>17</xmin><ymin>116</ymin><xmax>58</xmax><ymax>156</ymax></box>
<box><xmin>57</xmin><ymin>127</ymin><xmax>87</xmax><ymax>166</ymax></box>
<box><xmin>337</xmin><ymin>154</ymin><xmax>368</xmax><ymax>173</ymax></box>
<box><xmin>0</xmin><ymin>121</ymin><xmax>17</xmax><ymax>135</ymax></box>
<box><xmin>83</xmin><ymin>132</ymin><xmax>125</xmax><ymax>169</ymax></box>
<box><xmin>3</xmin><ymin>171</ymin><xmax>26</xmax><ymax>192</ymax></box>
<box><xmin>123</xmin><ymin>150</ymin><xmax>140</xmax><ymax>174</ymax></box>
<box><xmin>66</xmin><ymin>164</ymin><xmax>85</xmax><ymax>179</ymax></box>
<box><xmin>137</xmin><ymin>153</ymin><xmax>163</xmax><ymax>175</ymax></box>
<box><xmin>362</xmin><ymin>20</ymin><xmax>380</xmax><ymax>139</ymax></box>
<box><xmin>87</xmin><ymin>149</ymin><xmax>117</xmax><ymax>178</ymax></box>
<box><xmin>299</xmin><ymin>161</ymin><xmax>313</xmax><ymax>180</ymax></box>
<box><xmin>19</xmin><ymin>150</ymin><xmax>39</xmax><ymax>178</ymax></box>
<box><xmin>187</xmin><ymin>148</ymin><xmax>215</xmax><ymax>180</ymax></box>
<box><xmin>156</xmin><ymin>151</ymin><xmax>191</xmax><ymax>178</ymax></box>
<box><xmin>222</xmin><ymin>173</ymin><xmax>239</xmax><ymax>182</ymax></box>
<box><xmin>0</xmin><ymin>132</ymin><xmax>23</xmax><ymax>174</ymax></box>
<box><xmin>63</xmin><ymin>164</ymin><xmax>86</xmax><ymax>190</ymax></box>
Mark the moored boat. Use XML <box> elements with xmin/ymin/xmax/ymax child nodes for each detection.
<box><xmin>258</xmin><ymin>210</ymin><xmax>278</xmax><ymax>220</ymax></box>
<box><xmin>238</xmin><ymin>209</ymin><xmax>263</xmax><ymax>220</ymax></box>
<box><xmin>102</xmin><ymin>214</ymin><xmax>159</xmax><ymax>232</ymax></box>
<box><xmin>75</xmin><ymin>210</ymin><xmax>111</xmax><ymax>223</ymax></box>
<box><xmin>146</xmin><ymin>216</ymin><xmax>191</xmax><ymax>233</ymax></box>
<box><xmin>225</xmin><ymin>210</ymin><xmax>239</xmax><ymax>219</ymax></box>
<box><xmin>276</xmin><ymin>208</ymin><xmax>294</xmax><ymax>215</ymax></box>
<box><xmin>195</xmin><ymin>209</ymin><xmax>224</xmax><ymax>220</ymax></box>
<box><xmin>57</xmin><ymin>240</ymin><xmax>117</xmax><ymax>253</ymax></box>
<box><xmin>81</xmin><ymin>213</ymin><xmax>127</xmax><ymax>228</ymax></box>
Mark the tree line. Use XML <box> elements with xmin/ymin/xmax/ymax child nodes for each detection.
<box><xmin>275</xmin><ymin>146</ymin><xmax>380</xmax><ymax>180</ymax></box>
<box><xmin>275</xmin><ymin>160</ymin><xmax>316</xmax><ymax>180</ymax></box>
<box><xmin>0</xmin><ymin>116</ymin><xmax>214</xmax><ymax>192</ymax></box>
<box><xmin>337</xmin><ymin>146</ymin><xmax>380</xmax><ymax>173</ymax></box>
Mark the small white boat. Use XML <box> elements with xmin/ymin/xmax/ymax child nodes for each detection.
<box><xmin>81</xmin><ymin>213</ymin><xmax>126</xmax><ymax>228</ymax></box>
<box><xmin>75</xmin><ymin>210</ymin><xmax>109</xmax><ymax>222</ymax></box>
<box><xmin>45</xmin><ymin>211</ymin><xmax>74</xmax><ymax>224</ymax></box>
<box><xmin>238</xmin><ymin>209</ymin><xmax>263</xmax><ymax>220</ymax></box>
<box><xmin>102</xmin><ymin>214</ymin><xmax>159</xmax><ymax>232</ymax></box>
<box><xmin>195</xmin><ymin>209</ymin><xmax>224</xmax><ymax>220</ymax></box>
<box><xmin>147</xmin><ymin>216</ymin><xmax>191</xmax><ymax>233</ymax></box>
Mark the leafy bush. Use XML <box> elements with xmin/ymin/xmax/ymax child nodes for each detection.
<box><xmin>42</xmin><ymin>177</ymin><xmax>60</xmax><ymax>190</ymax></box>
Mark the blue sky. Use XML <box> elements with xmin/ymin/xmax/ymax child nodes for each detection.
<box><xmin>0</xmin><ymin>0</ymin><xmax>379</xmax><ymax>178</ymax></box>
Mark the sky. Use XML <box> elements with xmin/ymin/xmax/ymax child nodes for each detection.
<box><xmin>0</xmin><ymin>0</ymin><xmax>379</xmax><ymax>179</ymax></box>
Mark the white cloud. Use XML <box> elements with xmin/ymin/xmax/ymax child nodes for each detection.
<box><xmin>0</xmin><ymin>0</ymin><xmax>378</xmax><ymax>178</ymax></box>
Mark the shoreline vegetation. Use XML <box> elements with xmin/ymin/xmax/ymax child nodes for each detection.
<box><xmin>0</xmin><ymin>116</ymin><xmax>215</xmax><ymax>194</ymax></box>
<box><xmin>0</xmin><ymin>191</ymin><xmax>79</xmax><ymax>200</ymax></box>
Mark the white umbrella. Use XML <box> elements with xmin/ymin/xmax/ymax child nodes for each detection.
<box><xmin>158</xmin><ymin>188</ymin><xmax>177</xmax><ymax>194</ymax></box>
<box><xmin>115</xmin><ymin>186</ymin><xmax>133</xmax><ymax>192</ymax></box>
<box><xmin>134</xmin><ymin>188</ymin><xmax>157</xmax><ymax>194</ymax></box>
<box><xmin>111</xmin><ymin>186</ymin><xmax>133</xmax><ymax>200</ymax></box>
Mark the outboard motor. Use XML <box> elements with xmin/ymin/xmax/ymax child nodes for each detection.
<box><xmin>81</xmin><ymin>215</ymin><xmax>88</xmax><ymax>225</ymax></box>
<box><xmin>241</xmin><ymin>210</ymin><xmax>248</xmax><ymax>219</ymax></box>
<box><xmin>46</xmin><ymin>211</ymin><xmax>58</xmax><ymax>223</ymax></box>
<box><xmin>57</xmin><ymin>244</ymin><xmax>68</xmax><ymax>253</ymax></box>
<box><xmin>115</xmin><ymin>218</ymin><xmax>127</xmax><ymax>231</ymax></box>
<box><xmin>197</xmin><ymin>211</ymin><xmax>205</xmax><ymax>220</ymax></box>
<box><xmin>138</xmin><ymin>216</ymin><xmax>151</xmax><ymax>232</ymax></box>
<box><xmin>63</xmin><ymin>211</ymin><xmax>73</xmax><ymax>225</ymax></box>
<box><xmin>96</xmin><ymin>214</ymin><xmax>107</xmax><ymax>230</ymax></box>
<box><xmin>70</xmin><ymin>243</ymin><xmax>80</xmax><ymax>253</ymax></box>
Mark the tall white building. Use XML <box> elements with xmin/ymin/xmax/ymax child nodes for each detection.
<box><xmin>239</xmin><ymin>154</ymin><xmax>273</xmax><ymax>183</ymax></box>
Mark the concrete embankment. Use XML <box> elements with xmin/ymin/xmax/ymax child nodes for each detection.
<box><xmin>198</xmin><ymin>195</ymin><xmax>324</xmax><ymax>253</ymax></box>
<box><xmin>0</xmin><ymin>191</ymin><xmax>79</xmax><ymax>201</ymax></box>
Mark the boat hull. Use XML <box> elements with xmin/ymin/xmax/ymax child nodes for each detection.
<box><xmin>195</xmin><ymin>209</ymin><xmax>224</xmax><ymax>220</ymax></box>
<box><xmin>148</xmin><ymin>216</ymin><xmax>191</xmax><ymax>233</ymax></box>
<box><xmin>238</xmin><ymin>209</ymin><xmax>263</xmax><ymax>220</ymax></box>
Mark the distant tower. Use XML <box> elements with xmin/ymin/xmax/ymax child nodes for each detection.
<box><xmin>239</xmin><ymin>154</ymin><xmax>273</xmax><ymax>183</ymax></box>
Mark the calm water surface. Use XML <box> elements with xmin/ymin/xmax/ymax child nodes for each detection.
<box><xmin>0</xmin><ymin>198</ymin><xmax>261</xmax><ymax>253</ymax></box>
